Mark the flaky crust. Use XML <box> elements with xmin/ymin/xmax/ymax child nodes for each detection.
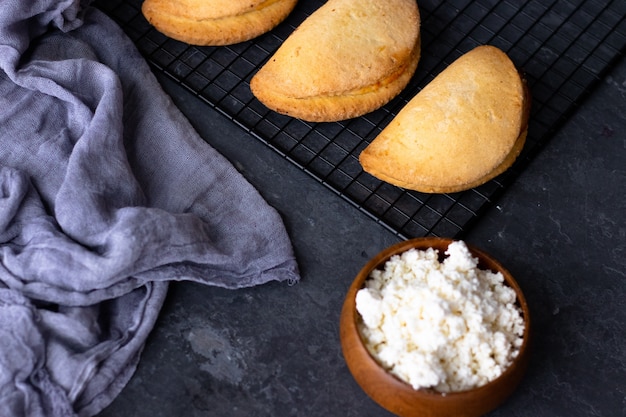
<box><xmin>141</xmin><ymin>0</ymin><xmax>298</xmax><ymax>46</ymax></box>
<box><xmin>250</xmin><ymin>0</ymin><xmax>421</xmax><ymax>122</ymax></box>
<box><xmin>359</xmin><ymin>45</ymin><xmax>530</xmax><ymax>194</ymax></box>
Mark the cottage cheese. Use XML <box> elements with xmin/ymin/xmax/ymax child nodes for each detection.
<box><xmin>355</xmin><ymin>241</ymin><xmax>524</xmax><ymax>393</ymax></box>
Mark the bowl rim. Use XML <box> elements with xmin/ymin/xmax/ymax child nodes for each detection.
<box><xmin>339</xmin><ymin>237</ymin><xmax>531</xmax><ymax>416</ymax></box>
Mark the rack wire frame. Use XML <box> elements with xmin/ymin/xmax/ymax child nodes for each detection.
<box><xmin>96</xmin><ymin>0</ymin><xmax>625</xmax><ymax>239</ymax></box>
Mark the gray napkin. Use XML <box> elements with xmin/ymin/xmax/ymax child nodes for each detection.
<box><xmin>0</xmin><ymin>1</ymin><xmax>300</xmax><ymax>416</ymax></box>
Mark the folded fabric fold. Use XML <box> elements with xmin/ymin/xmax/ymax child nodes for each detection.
<box><xmin>0</xmin><ymin>0</ymin><xmax>300</xmax><ymax>416</ymax></box>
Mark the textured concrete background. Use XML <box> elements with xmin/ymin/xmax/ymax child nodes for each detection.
<box><xmin>98</xmin><ymin>55</ymin><xmax>626</xmax><ymax>417</ymax></box>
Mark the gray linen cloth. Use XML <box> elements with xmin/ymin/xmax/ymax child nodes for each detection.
<box><xmin>0</xmin><ymin>1</ymin><xmax>300</xmax><ymax>416</ymax></box>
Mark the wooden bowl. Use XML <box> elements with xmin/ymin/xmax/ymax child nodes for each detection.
<box><xmin>340</xmin><ymin>237</ymin><xmax>531</xmax><ymax>417</ymax></box>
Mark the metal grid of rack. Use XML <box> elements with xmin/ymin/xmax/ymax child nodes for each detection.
<box><xmin>96</xmin><ymin>0</ymin><xmax>625</xmax><ymax>239</ymax></box>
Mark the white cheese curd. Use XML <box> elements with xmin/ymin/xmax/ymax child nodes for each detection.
<box><xmin>355</xmin><ymin>241</ymin><xmax>524</xmax><ymax>393</ymax></box>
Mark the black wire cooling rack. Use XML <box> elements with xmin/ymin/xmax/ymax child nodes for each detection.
<box><xmin>95</xmin><ymin>0</ymin><xmax>625</xmax><ymax>239</ymax></box>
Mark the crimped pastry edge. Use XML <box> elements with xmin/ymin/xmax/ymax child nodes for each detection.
<box><xmin>359</xmin><ymin>46</ymin><xmax>531</xmax><ymax>193</ymax></box>
<box><xmin>250</xmin><ymin>38</ymin><xmax>421</xmax><ymax>122</ymax></box>
<box><xmin>361</xmin><ymin>129</ymin><xmax>528</xmax><ymax>194</ymax></box>
<box><xmin>141</xmin><ymin>0</ymin><xmax>298</xmax><ymax>46</ymax></box>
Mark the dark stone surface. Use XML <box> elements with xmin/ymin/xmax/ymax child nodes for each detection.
<box><xmin>98</xmin><ymin>55</ymin><xmax>626</xmax><ymax>417</ymax></box>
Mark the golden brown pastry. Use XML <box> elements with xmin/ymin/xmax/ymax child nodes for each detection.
<box><xmin>359</xmin><ymin>45</ymin><xmax>530</xmax><ymax>194</ymax></box>
<box><xmin>141</xmin><ymin>0</ymin><xmax>298</xmax><ymax>46</ymax></box>
<box><xmin>250</xmin><ymin>0</ymin><xmax>421</xmax><ymax>122</ymax></box>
